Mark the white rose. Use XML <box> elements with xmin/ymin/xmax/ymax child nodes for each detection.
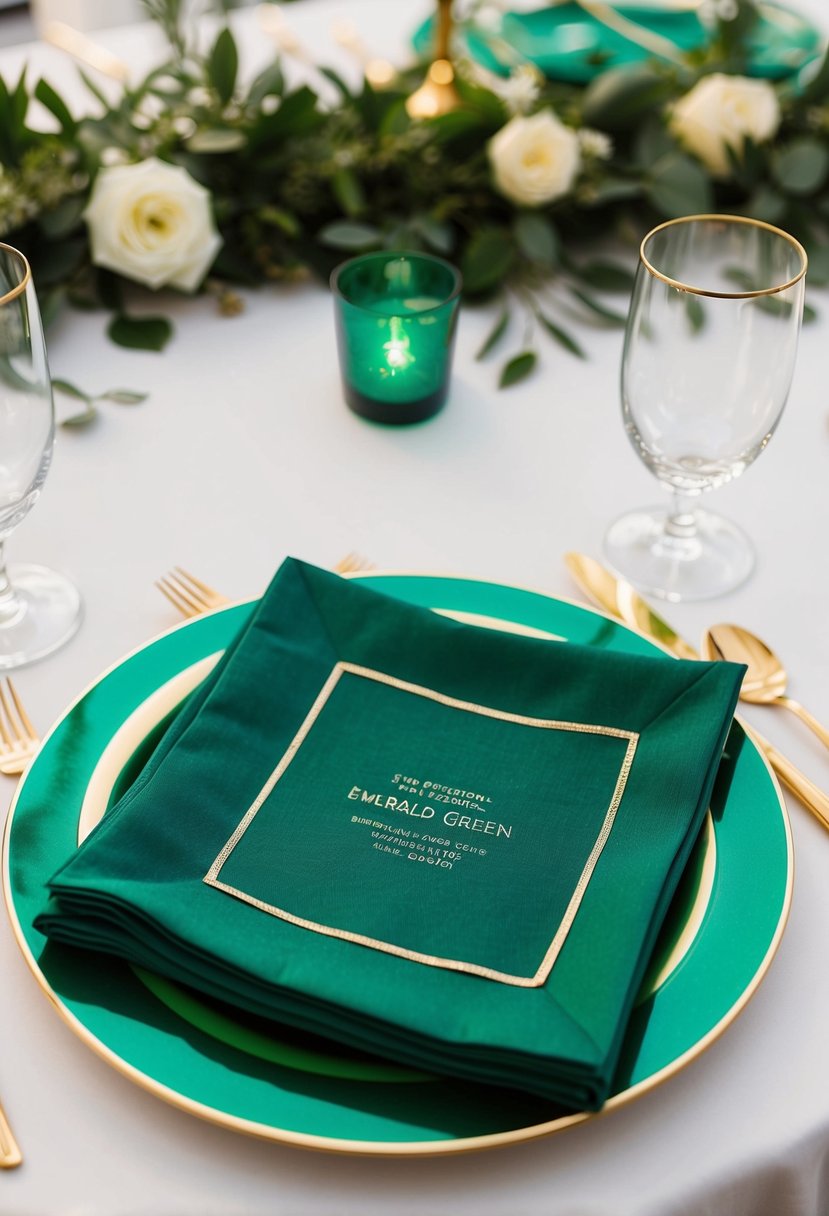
<box><xmin>670</xmin><ymin>74</ymin><xmax>780</xmax><ymax>178</ymax></box>
<box><xmin>488</xmin><ymin>109</ymin><xmax>580</xmax><ymax>207</ymax></box>
<box><xmin>84</xmin><ymin>157</ymin><xmax>222</xmax><ymax>291</ymax></box>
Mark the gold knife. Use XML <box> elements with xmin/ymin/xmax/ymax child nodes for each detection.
<box><xmin>564</xmin><ymin>552</ymin><xmax>829</xmax><ymax>833</ymax></box>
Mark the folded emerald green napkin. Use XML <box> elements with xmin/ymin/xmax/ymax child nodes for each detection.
<box><xmin>36</xmin><ymin>558</ymin><xmax>744</xmax><ymax>1110</ymax></box>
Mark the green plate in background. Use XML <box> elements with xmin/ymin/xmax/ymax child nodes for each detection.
<box><xmin>412</xmin><ymin>2</ymin><xmax>822</xmax><ymax>84</ymax></box>
<box><xmin>2</xmin><ymin>574</ymin><xmax>792</xmax><ymax>1154</ymax></box>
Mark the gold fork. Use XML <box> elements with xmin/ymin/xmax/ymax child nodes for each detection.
<box><xmin>157</xmin><ymin>556</ymin><xmax>377</xmax><ymax>621</ymax></box>
<box><xmin>155</xmin><ymin>567</ymin><xmax>231</xmax><ymax>618</ymax></box>
<box><xmin>0</xmin><ymin>678</ymin><xmax>40</xmax><ymax>778</ymax></box>
<box><xmin>0</xmin><ymin>678</ymin><xmax>34</xmax><ymax>1167</ymax></box>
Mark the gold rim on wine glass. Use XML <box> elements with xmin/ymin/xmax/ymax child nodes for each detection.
<box><xmin>0</xmin><ymin>242</ymin><xmax>32</xmax><ymax>307</ymax></box>
<box><xmin>639</xmin><ymin>213</ymin><xmax>808</xmax><ymax>299</ymax></box>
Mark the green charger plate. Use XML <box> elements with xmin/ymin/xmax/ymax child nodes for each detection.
<box><xmin>1</xmin><ymin>574</ymin><xmax>792</xmax><ymax>1155</ymax></box>
<box><xmin>412</xmin><ymin>2</ymin><xmax>822</xmax><ymax>83</ymax></box>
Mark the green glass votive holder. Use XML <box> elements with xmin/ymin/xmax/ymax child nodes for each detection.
<box><xmin>331</xmin><ymin>251</ymin><xmax>462</xmax><ymax>424</ymax></box>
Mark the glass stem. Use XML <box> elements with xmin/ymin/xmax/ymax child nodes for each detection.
<box><xmin>0</xmin><ymin>542</ymin><xmax>23</xmax><ymax>627</ymax></box>
<box><xmin>653</xmin><ymin>488</ymin><xmax>702</xmax><ymax>563</ymax></box>
<box><xmin>664</xmin><ymin>491</ymin><xmax>698</xmax><ymax>542</ymax></box>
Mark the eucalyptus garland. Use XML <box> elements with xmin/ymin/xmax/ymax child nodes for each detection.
<box><xmin>1</xmin><ymin>0</ymin><xmax>828</xmax><ymax>389</ymax></box>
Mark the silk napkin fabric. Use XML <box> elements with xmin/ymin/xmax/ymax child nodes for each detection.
<box><xmin>36</xmin><ymin>558</ymin><xmax>744</xmax><ymax>1111</ymax></box>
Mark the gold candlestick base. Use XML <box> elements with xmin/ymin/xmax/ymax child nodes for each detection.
<box><xmin>406</xmin><ymin>0</ymin><xmax>461</xmax><ymax>118</ymax></box>
<box><xmin>406</xmin><ymin>59</ymin><xmax>461</xmax><ymax>118</ymax></box>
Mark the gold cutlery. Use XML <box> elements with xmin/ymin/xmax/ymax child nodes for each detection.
<box><xmin>42</xmin><ymin>20</ymin><xmax>130</xmax><ymax>82</ymax></box>
<box><xmin>0</xmin><ymin>676</ymin><xmax>33</xmax><ymax>1167</ymax></box>
<box><xmin>157</xmin><ymin>556</ymin><xmax>378</xmax><ymax>621</ymax></box>
<box><xmin>333</xmin><ymin>552</ymin><xmax>376</xmax><ymax>575</ymax></box>
<box><xmin>155</xmin><ymin>568</ymin><xmax>230</xmax><ymax>618</ymax></box>
<box><xmin>564</xmin><ymin>553</ymin><xmax>698</xmax><ymax>659</ymax></box>
<box><xmin>564</xmin><ymin>552</ymin><xmax>829</xmax><ymax>833</ymax></box>
<box><xmin>0</xmin><ymin>1097</ymin><xmax>22</xmax><ymax>1169</ymax></box>
<box><xmin>703</xmin><ymin>624</ymin><xmax>829</xmax><ymax>751</ymax></box>
<box><xmin>0</xmin><ymin>678</ymin><xmax>40</xmax><ymax>778</ymax></box>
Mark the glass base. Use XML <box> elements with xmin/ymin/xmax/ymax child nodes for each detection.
<box><xmin>343</xmin><ymin>381</ymin><xmax>447</xmax><ymax>425</ymax></box>
<box><xmin>604</xmin><ymin>507</ymin><xmax>754</xmax><ymax>602</ymax></box>
<box><xmin>0</xmin><ymin>563</ymin><xmax>83</xmax><ymax>669</ymax></box>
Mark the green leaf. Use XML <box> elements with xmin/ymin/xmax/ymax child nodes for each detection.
<box><xmin>97</xmin><ymin>389</ymin><xmax>149</xmax><ymax>404</ymax></box>
<box><xmin>726</xmin><ymin>135</ymin><xmax>764</xmax><ymax>190</ymax></box>
<box><xmin>11</xmin><ymin>66</ymin><xmax>28</xmax><ymax>131</ymax></box>
<box><xmin>34</xmin><ymin>78</ymin><xmax>77</xmax><ymax>135</ymax></box>
<box><xmin>96</xmin><ymin>269</ymin><xmax>124</xmax><ymax>313</ymax></box>
<box><xmin>108</xmin><ymin>315</ymin><xmax>173</xmax><ymax>352</ymax></box>
<box><xmin>412</xmin><ymin>216</ymin><xmax>454</xmax><ymax>255</ymax></box>
<box><xmin>31</xmin><ymin>238</ymin><xmax>86</xmax><ymax>287</ymax></box>
<box><xmin>633</xmin><ymin>116</ymin><xmax>674</xmax><ymax>168</ymax></box>
<box><xmin>247</xmin><ymin>86</ymin><xmax>322</xmax><ymax>148</ymax></box>
<box><xmin>585</xmin><ymin>177</ymin><xmax>642</xmax><ymax>206</ymax></box>
<box><xmin>427</xmin><ymin>109</ymin><xmax>492</xmax><ymax>145</ymax></box>
<box><xmin>575</xmin><ymin>260</ymin><xmax>635</xmax><ymax>293</ymax></box>
<box><xmin>686</xmin><ymin>296</ymin><xmax>706</xmax><ymax>333</ymax></box>
<box><xmin>0</xmin><ymin>77</ymin><xmax>17</xmax><ymax>165</ymax></box>
<box><xmin>803</xmin><ymin>301</ymin><xmax>817</xmax><ymax>323</ymax></box>
<box><xmin>647</xmin><ymin>153</ymin><xmax>713</xmax><ymax>218</ymax></box>
<box><xmin>804</xmin><ymin>243</ymin><xmax>829</xmax><ymax>286</ymax></box>
<box><xmin>513</xmin><ymin>214</ymin><xmax>559</xmax><ymax>268</ymax></box>
<box><xmin>38</xmin><ymin>194</ymin><xmax>86</xmax><ymax>239</ymax></box>
<box><xmin>51</xmin><ymin>377</ymin><xmax>92</xmax><ymax>403</ymax></box>
<box><xmin>185</xmin><ymin>127</ymin><xmax>246</xmax><ymax>153</ymax></box>
<box><xmin>332</xmin><ymin>168</ymin><xmax>366</xmax><ymax>218</ymax></box>
<box><xmin>461</xmin><ymin>228</ymin><xmax>514</xmax><ymax>296</ymax></box>
<box><xmin>475</xmin><ymin>306</ymin><xmax>510</xmax><ymax>360</ymax></box>
<box><xmin>247</xmin><ymin>60</ymin><xmax>285</xmax><ymax>107</ymax></box>
<box><xmin>207</xmin><ymin>27</ymin><xmax>238</xmax><ymax>105</ymax></box>
<box><xmin>723</xmin><ymin>265</ymin><xmax>762</xmax><ymax>291</ymax></box>
<box><xmin>453</xmin><ymin>75</ymin><xmax>508</xmax><ymax>126</ymax></box>
<box><xmin>745</xmin><ymin>183</ymin><xmax>787</xmax><ymax>224</ymax></box>
<box><xmin>582</xmin><ymin>65</ymin><xmax>671</xmax><ymax>133</ymax></box>
<box><xmin>60</xmin><ymin>403</ymin><xmax>98</xmax><ymax>427</ymax></box>
<box><xmin>716</xmin><ymin>0</ymin><xmax>760</xmax><ymax>57</ymax></box>
<box><xmin>260</xmin><ymin>206</ymin><xmax>301</xmax><ymax>237</ymax></box>
<box><xmin>319</xmin><ymin>66</ymin><xmax>352</xmax><ymax>99</ymax></box>
<box><xmin>378</xmin><ymin>98</ymin><xmax>410</xmax><ymax>138</ymax></box>
<box><xmin>538</xmin><ymin>313</ymin><xmax>586</xmax><ymax>359</ymax></box>
<box><xmin>39</xmin><ymin>286</ymin><xmax>65</xmax><ymax>329</ymax></box>
<box><xmin>499</xmin><ymin>351</ymin><xmax>537</xmax><ymax>388</ymax></box>
<box><xmin>773</xmin><ymin>139</ymin><xmax>829</xmax><ymax>196</ymax></box>
<box><xmin>319</xmin><ymin>221</ymin><xmax>381</xmax><ymax>251</ymax></box>
<box><xmin>568</xmin><ymin>286</ymin><xmax>627</xmax><ymax>325</ymax></box>
<box><xmin>78</xmin><ymin>68</ymin><xmax>110</xmax><ymax>110</ymax></box>
<box><xmin>794</xmin><ymin>47</ymin><xmax>829</xmax><ymax>104</ymax></box>
<box><xmin>67</xmin><ymin>290</ymin><xmax>100</xmax><ymax>312</ymax></box>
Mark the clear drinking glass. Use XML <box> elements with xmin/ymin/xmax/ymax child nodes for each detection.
<box><xmin>605</xmin><ymin>214</ymin><xmax>807</xmax><ymax>601</ymax></box>
<box><xmin>0</xmin><ymin>243</ymin><xmax>81</xmax><ymax>667</ymax></box>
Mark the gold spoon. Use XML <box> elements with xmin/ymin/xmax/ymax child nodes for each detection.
<box><xmin>564</xmin><ymin>552</ymin><xmax>829</xmax><ymax>832</ymax></box>
<box><xmin>703</xmin><ymin>624</ymin><xmax>829</xmax><ymax>751</ymax></box>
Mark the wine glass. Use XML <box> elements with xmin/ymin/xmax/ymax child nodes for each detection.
<box><xmin>605</xmin><ymin>214</ymin><xmax>807</xmax><ymax>602</ymax></box>
<box><xmin>0</xmin><ymin>243</ymin><xmax>81</xmax><ymax>667</ymax></box>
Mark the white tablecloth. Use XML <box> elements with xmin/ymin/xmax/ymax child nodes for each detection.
<box><xmin>1</xmin><ymin>4</ymin><xmax>828</xmax><ymax>1213</ymax></box>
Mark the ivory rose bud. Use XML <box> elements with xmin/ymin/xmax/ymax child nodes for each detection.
<box><xmin>83</xmin><ymin>157</ymin><xmax>222</xmax><ymax>291</ymax></box>
<box><xmin>488</xmin><ymin>109</ymin><xmax>580</xmax><ymax>207</ymax></box>
<box><xmin>670</xmin><ymin>74</ymin><xmax>780</xmax><ymax>177</ymax></box>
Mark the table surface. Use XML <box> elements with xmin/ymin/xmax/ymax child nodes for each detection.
<box><xmin>1</xmin><ymin>3</ymin><xmax>828</xmax><ymax>1213</ymax></box>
